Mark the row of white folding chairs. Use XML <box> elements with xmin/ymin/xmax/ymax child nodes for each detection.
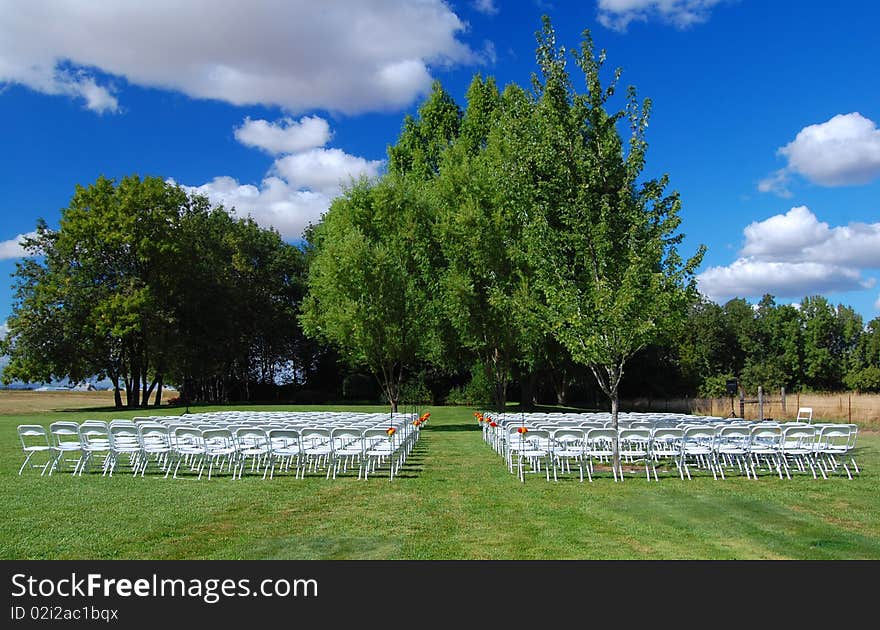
<box><xmin>17</xmin><ymin>417</ymin><xmax>420</xmax><ymax>480</ymax></box>
<box><xmin>487</xmin><ymin>422</ymin><xmax>860</xmax><ymax>483</ymax></box>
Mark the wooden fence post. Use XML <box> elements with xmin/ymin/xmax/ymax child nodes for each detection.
<box><xmin>781</xmin><ymin>387</ymin><xmax>786</xmax><ymax>415</ymax></box>
<box><xmin>758</xmin><ymin>386</ymin><xmax>764</xmax><ymax>421</ymax></box>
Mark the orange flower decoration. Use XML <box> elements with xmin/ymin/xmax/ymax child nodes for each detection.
<box><xmin>412</xmin><ymin>419</ymin><xmax>421</xmax><ymax>426</ymax></box>
<box><xmin>517</xmin><ymin>426</ymin><xmax>528</xmax><ymax>434</ymax></box>
<box><xmin>386</xmin><ymin>427</ymin><xmax>397</xmax><ymax>437</ymax></box>
<box><xmin>489</xmin><ymin>421</ymin><xmax>498</xmax><ymax>428</ymax></box>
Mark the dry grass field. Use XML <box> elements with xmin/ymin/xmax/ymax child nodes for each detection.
<box><xmin>0</xmin><ymin>389</ymin><xmax>118</xmax><ymax>416</ymax></box>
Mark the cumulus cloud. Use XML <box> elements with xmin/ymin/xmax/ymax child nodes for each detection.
<box><xmin>272</xmin><ymin>149</ymin><xmax>382</xmax><ymax>195</ymax></box>
<box><xmin>698</xmin><ymin>259</ymin><xmax>870</xmax><ymax>300</ymax></box>
<box><xmin>0</xmin><ymin>0</ymin><xmax>478</xmax><ymax>114</ymax></box>
<box><xmin>780</xmin><ymin>113</ymin><xmax>880</xmax><ymax>186</ymax></box>
<box><xmin>759</xmin><ymin>113</ymin><xmax>880</xmax><ymax>195</ymax></box>
<box><xmin>0</xmin><ymin>232</ymin><xmax>38</xmax><ymax>260</ymax></box>
<box><xmin>698</xmin><ymin>206</ymin><xmax>880</xmax><ymax>301</ymax></box>
<box><xmin>234</xmin><ymin>116</ymin><xmax>331</xmax><ymax>155</ymax></box>
<box><xmin>180</xmin><ymin>176</ymin><xmax>333</xmax><ymax>242</ymax></box>
<box><xmin>179</xmin><ymin>117</ymin><xmax>383</xmax><ymax>240</ymax></box>
<box><xmin>597</xmin><ymin>0</ymin><xmax>723</xmax><ymax>31</ymax></box>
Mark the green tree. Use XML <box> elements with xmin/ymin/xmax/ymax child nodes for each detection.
<box><xmin>2</xmin><ymin>176</ymin><xmax>188</xmax><ymax>406</ymax></box>
<box><xmin>300</xmin><ymin>176</ymin><xmax>435</xmax><ymax>412</ymax></box>
<box><xmin>845</xmin><ymin>316</ymin><xmax>880</xmax><ymax>391</ymax></box>
<box><xmin>1</xmin><ymin>176</ymin><xmax>307</xmax><ymax>407</ymax></box>
<box><xmin>528</xmin><ymin>19</ymin><xmax>704</xmax><ymax>467</ymax></box>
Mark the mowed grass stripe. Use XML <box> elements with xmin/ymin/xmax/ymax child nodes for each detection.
<box><xmin>1</xmin><ymin>403</ymin><xmax>878</xmax><ymax>559</ymax></box>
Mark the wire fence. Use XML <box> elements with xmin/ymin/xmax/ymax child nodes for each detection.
<box><xmin>618</xmin><ymin>392</ymin><xmax>880</xmax><ymax>429</ymax></box>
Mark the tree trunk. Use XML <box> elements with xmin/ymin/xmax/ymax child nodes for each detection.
<box><xmin>610</xmin><ymin>389</ymin><xmax>620</xmax><ymax>473</ymax></box>
<box><xmin>153</xmin><ymin>374</ymin><xmax>163</xmax><ymax>406</ymax></box>
<box><xmin>555</xmin><ymin>377</ymin><xmax>568</xmax><ymax>406</ymax></box>
<box><xmin>111</xmin><ymin>374</ymin><xmax>123</xmax><ymax>408</ymax></box>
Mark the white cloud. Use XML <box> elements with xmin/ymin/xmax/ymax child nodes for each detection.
<box><xmin>740</xmin><ymin>206</ymin><xmax>830</xmax><ymax>260</ymax></box>
<box><xmin>760</xmin><ymin>113</ymin><xmax>880</xmax><ymax>195</ymax></box>
<box><xmin>234</xmin><ymin>116</ymin><xmax>331</xmax><ymax>155</ymax></box>
<box><xmin>698</xmin><ymin>206</ymin><xmax>880</xmax><ymax>301</ymax></box>
<box><xmin>780</xmin><ymin>113</ymin><xmax>880</xmax><ymax>186</ymax></box>
<box><xmin>179</xmin><ymin>119</ymin><xmax>383</xmax><ymax>241</ymax></box>
<box><xmin>473</xmin><ymin>0</ymin><xmax>499</xmax><ymax>15</ymax></box>
<box><xmin>741</xmin><ymin>206</ymin><xmax>880</xmax><ymax>268</ymax></box>
<box><xmin>272</xmin><ymin>149</ymin><xmax>382</xmax><ymax>196</ymax></box>
<box><xmin>757</xmin><ymin>169</ymin><xmax>792</xmax><ymax>198</ymax></box>
<box><xmin>698</xmin><ymin>259</ymin><xmax>870</xmax><ymax>300</ymax></box>
<box><xmin>597</xmin><ymin>0</ymin><xmax>723</xmax><ymax>31</ymax></box>
<box><xmin>0</xmin><ymin>1</ymin><xmax>478</xmax><ymax>114</ymax></box>
<box><xmin>0</xmin><ymin>232</ymin><xmax>38</xmax><ymax>260</ymax></box>
<box><xmin>180</xmin><ymin>176</ymin><xmax>332</xmax><ymax>242</ymax></box>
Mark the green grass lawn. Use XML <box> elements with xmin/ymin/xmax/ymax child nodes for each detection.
<box><xmin>2</xmin><ymin>404</ymin><xmax>878</xmax><ymax>559</ymax></box>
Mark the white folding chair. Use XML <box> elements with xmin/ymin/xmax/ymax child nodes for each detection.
<box><xmin>516</xmin><ymin>429</ymin><xmax>552</xmax><ymax>483</ymax></box>
<box><xmin>584</xmin><ymin>428</ymin><xmax>618</xmax><ymax>482</ymax></box>
<box><xmin>170</xmin><ymin>427</ymin><xmax>207</xmax><ymax>479</ymax></box>
<box><xmin>796</xmin><ymin>407</ymin><xmax>813</xmax><ymax>424</ymax></box>
<box><xmin>48</xmin><ymin>421</ymin><xmax>82</xmax><ymax>475</ymax></box>
<box><xmin>76</xmin><ymin>421</ymin><xmax>111</xmax><ymax>476</ymax></box>
<box><xmin>233</xmin><ymin>427</ymin><xmax>271</xmax><ymax>480</ymax></box>
<box><xmin>106</xmin><ymin>421</ymin><xmax>142</xmax><ymax>476</ymax></box>
<box><xmin>203</xmin><ymin>428</ymin><xmax>237</xmax><ymax>479</ymax></box>
<box><xmin>17</xmin><ymin>425</ymin><xmax>55</xmax><ymax>476</ymax></box>
<box><xmin>780</xmin><ymin>425</ymin><xmax>822</xmax><ymax>479</ymax></box>
<box><xmin>550</xmin><ymin>428</ymin><xmax>586</xmax><ymax>482</ymax></box>
<box><xmin>679</xmin><ymin>426</ymin><xmax>720</xmax><ymax>480</ymax></box>
<box><xmin>716</xmin><ymin>426</ymin><xmax>752</xmax><ymax>479</ymax></box>
<box><xmin>618</xmin><ymin>428</ymin><xmax>655</xmax><ymax>481</ymax></box>
<box><xmin>266</xmin><ymin>428</ymin><xmax>303</xmax><ymax>479</ymax></box>
<box><xmin>136</xmin><ymin>423</ymin><xmax>172</xmax><ymax>476</ymax></box>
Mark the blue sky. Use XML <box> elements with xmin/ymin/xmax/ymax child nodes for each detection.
<box><xmin>1</xmin><ymin>0</ymin><xmax>879</xmax><ymax>331</ymax></box>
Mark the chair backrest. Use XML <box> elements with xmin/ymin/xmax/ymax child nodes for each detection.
<box><xmin>50</xmin><ymin>421</ymin><xmax>81</xmax><ymax>448</ymax></box>
<box><xmin>138</xmin><ymin>423</ymin><xmax>171</xmax><ymax>449</ymax></box>
<box><xmin>584</xmin><ymin>428</ymin><xmax>617</xmax><ymax>449</ymax></box>
<box><xmin>652</xmin><ymin>427</ymin><xmax>683</xmax><ymax>441</ymax></box>
<box><xmin>267</xmin><ymin>428</ymin><xmax>301</xmax><ymax>450</ymax></box>
<box><xmin>78</xmin><ymin>421</ymin><xmax>110</xmax><ymax>449</ymax></box>
<box><xmin>202</xmin><ymin>428</ymin><xmax>235</xmax><ymax>451</ymax></box>
<box><xmin>719</xmin><ymin>426</ymin><xmax>751</xmax><ymax>439</ymax></box>
<box><xmin>234</xmin><ymin>427</ymin><xmax>269</xmax><ymax>448</ymax></box>
<box><xmin>817</xmin><ymin>424</ymin><xmax>851</xmax><ymax>450</ymax></box>
<box><xmin>781</xmin><ymin>425</ymin><xmax>817</xmax><ymax>450</ymax></box>
<box><xmin>551</xmin><ymin>428</ymin><xmax>585</xmax><ymax>445</ymax></box>
<box><xmin>331</xmin><ymin>427</ymin><xmax>363</xmax><ymax>445</ymax></box>
<box><xmin>796</xmin><ymin>407</ymin><xmax>813</xmax><ymax>423</ymax></box>
<box><xmin>682</xmin><ymin>426</ymin><xmax>716</xmax><ymax>451</ymax></box>
<box><xmin>109</xmin><ymin>422</ymin><xmax>140</xmax><ymax>450</ymax></box>
<box><xmin>172</xmin><ymin>426</ymin><xmax>205</xmax><ymax>450</ymax></box>
<box><xmin>18</xmin><ymin>424</ymin><xmax>50</xmax><ymax>450</ymax></box>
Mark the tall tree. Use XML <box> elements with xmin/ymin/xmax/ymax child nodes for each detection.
<box><xmin>2</xmin><ymin>176</ymin><xmax>186</xmax><ymax>407</ymax></box>
<box><xmin>1</xmin><ymin>176</ymin><xmax>307</xmax><ymax>406</ymax></box>
<box><xmin>529</xmin><ymin>18</ymin><xmax>704</xmax><ymax>467</ymax></box>
<box><xmin>300</xmin><ymin>176</ymin><xmax>435</xmax><ymax>412</ymax></box>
